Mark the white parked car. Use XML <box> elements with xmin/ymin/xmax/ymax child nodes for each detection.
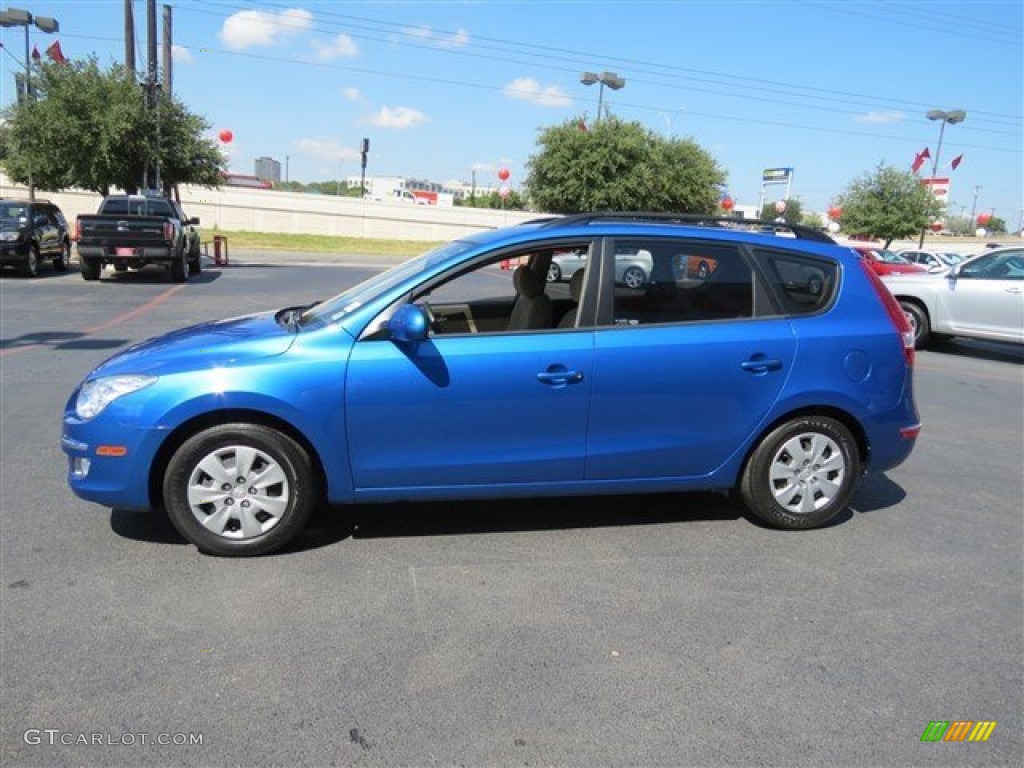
<box><xmin>881</xmin><ymin>247</ymin><xmax>1024</xmax><ymax>347</ymax></box>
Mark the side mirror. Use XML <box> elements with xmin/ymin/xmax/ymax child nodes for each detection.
<box><xmin>948</xmin><ymin>265</ymin><xmax>963</xmax><ymax>279</ymax></box>
<box><xmin>388</xmin><ymin>304</ymin><xmax>429</xmax><ymax>343</ymax></box>
<box><xmin>188</xmin><ymin>217</ymin><xmax>200</xmax><ymax>226</ymax></box>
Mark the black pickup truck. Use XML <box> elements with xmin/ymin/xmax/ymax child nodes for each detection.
<box><xmin>75</xmin><ymin>194</ymin><xmax>201</xmax><ymax>282</ymax></box>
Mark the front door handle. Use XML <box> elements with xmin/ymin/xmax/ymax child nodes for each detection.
<box><xmin>537</xmin><ymin>365</ymin><xmax>584</xmax><ymax>387</ymax></box>
<box><xmin>740</xmin><ymin>357</ymin><xmax>783</xmax><ymax>374</ymax></box>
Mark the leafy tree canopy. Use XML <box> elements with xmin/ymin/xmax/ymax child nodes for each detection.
<box><xmin>525</xmin><ymin>116</ymin><xmax>726</xmax><ymax>214</ymax></box>
<box><xmin>759</xmin><ymin>198</ymin><xmax>806</xmax><ymax>225</ymax></box>
<box><xmin>0</xmin><ymin>56</ymin><xmax>224</xmax><ymax>196</ymax></box>
<box><xmin>835</xmin><ymin>164</ymin><xmax>943</xmax><ymax>247</ymax></box>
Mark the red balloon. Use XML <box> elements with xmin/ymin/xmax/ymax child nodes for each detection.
<box><xmin>721</xmin><ymin>197</ymin><xmax>734</xmax><ymax>211</ymax></box>
<box><xmin>219</xmin><ymin>129</ymin><xmax>233</xmax><ymax>143</ymax></box>
<box><xmin>977</xmin><ymin>212</ymin><xmax>992</xmax><ymax>225</ymax></box>
<box><xmin>497</xmin><ymin>167</ymin><xmax>510</xmax><ymax>181</ymax></box>
<box><xmin>828</xmin><ymin>205</ymin><xmax>843</xmax><ymax>219</ymax></box>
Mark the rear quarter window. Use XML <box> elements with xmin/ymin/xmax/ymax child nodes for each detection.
<box><xmin>754</xmin><ymin>248</ymin><xmax>838</xmax><ymax>315</ymax></box>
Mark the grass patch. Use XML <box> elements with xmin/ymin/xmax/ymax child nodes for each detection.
<box><xmin>202</xmin><ymin>230</ymin><xmax>444</xmax><ymax>256</ymax></box>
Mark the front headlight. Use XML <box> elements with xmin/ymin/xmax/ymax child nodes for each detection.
<box><xmin>75</xmin><ymin>375</ymin><xmax>158</xmax><ymax>420</ymax></box>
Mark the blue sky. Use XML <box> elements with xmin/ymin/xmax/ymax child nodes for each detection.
<box><xmin>2</xmin><ymin>0</ymin><xmax>1021</xmax><ymax>224</ymax></box>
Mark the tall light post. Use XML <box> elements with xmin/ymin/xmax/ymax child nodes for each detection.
<box><xmin>0</xmin><ymin>7</ymin><xmax>59</xmax><ymax>201</ymax></box>
<box><xmin>580</xmin><ymin>71</ymin><xmax>625</xmax><ymax>123</ymax></box>
<box><xmin>660</xmin><ymin>107</ymin><xmax>685</xmax><ymax>137</ymax></box>
<box><xmin>918</xmin><ymin>108</ymin><xmax>966</xmax><ymax>246</ymax></box>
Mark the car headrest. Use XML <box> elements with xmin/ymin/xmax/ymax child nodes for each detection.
<box><xmin>513</xmin><ymin>265</ymin><xmax>545</xmax><ymax>298</ymax></box>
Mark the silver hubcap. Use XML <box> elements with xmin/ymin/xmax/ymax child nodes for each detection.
<box><xmin>625</xmin><ymin>269</ymin><xmax>643</xmax><ymax>288</ymax></box>
<box><xmin>768</xmin><ymin>432</ymin><xmax>846</xmax><ymax>515</ymax></box>
<box><xmin>186</xmin><ymin>445</ymin><xmax>290</xmax><ymax>540</ymax></box>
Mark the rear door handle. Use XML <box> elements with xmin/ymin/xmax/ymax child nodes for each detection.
<box><xmin>741</xmin><ymin>358</ymin><xmax>783</xmax><ymax>374</ymax></box>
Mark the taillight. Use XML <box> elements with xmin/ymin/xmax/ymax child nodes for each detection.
<box><xmin>74</xmin><ymin>219</ymin><xmax>81</xmax><ymax>241</ymax></box>
<box><xmin>859</xmin><ymin>259</ymin><xmax>915</xmax><ymax>366</ymax></box>
<box><xmin>164</xmin><ymin>221</ymin><xmax>174</xmax><ymax>241</ymax></box>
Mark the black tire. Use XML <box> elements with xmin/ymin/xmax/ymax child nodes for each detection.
<box><xmin>20</xmin><ymin>245</ymin><xmax>39</xmax><ymax>277</ymax></box>
<box><xmin>53</xmin><ymin>240</ymin><xmax>71</xmax><ymax>271</ymax></box>
<box><xmin>81</xmin><ymin>257</ymin><xmax>101</xmax><ymax>281</ymax></box>
<box><xmin>169</xmin><ymin>250</ymin><xmax>187</xmax><ymax>283</ymax></box>
<box><xmin>546</xmin><ymin>262</ymin><xmax>561</xmax><ymax>283</ymax></box>
<box><xmin>188</xmin><ymin>256</ymin><xmax>202</xmax><ymax>276</ymax></box>
<box><xmin>899</xmin><ymin>300</ymin><xmax>931</xmax><ymax>348</ymax></box>
<box><xmin>114</xmin><ymin>263</ymin><xmax>128</xmax><ymax>273</ymax></box>
<box><xmin>622</xmin><ymin>266</ymin><xmax>646</xmax><ymax>289</ymax></box>
<box><xmin>740</xmin><ymin>416</ymin><xmax>860</xmax><ymax>530</ymax></box>
<box><xmin>162</xmin><ymin>423</ymin><xmax>317</xmax><ymax>557</ymax></box>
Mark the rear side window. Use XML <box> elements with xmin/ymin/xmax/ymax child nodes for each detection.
<box><xmin>610</xmin><ymin>239</ymin><xmax>754</xmax><ymax>325</ymax></box>
<box><xmin>754</xmin><ymin>248</ymin><xmax>838</xmax><ymax>315</ymax></box>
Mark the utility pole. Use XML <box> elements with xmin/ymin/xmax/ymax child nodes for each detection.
<box><xmin>124</xmin><ymin>0</ymin><xmax>135</xmax><ymax>74</ymax></box>
<box><xmin>970</xmin><ymin>185</ymin><xmax>981</xmax><ymax>228</ymax></box>
<box><xmin>146</xmin><ymin>0</ymin><xmax>159</xmax><ymax>191</ymax></box>
<box><xmin>161</xmin><ymin>4</ymin><xmax>172</xmax><ymax>96</ymax></box>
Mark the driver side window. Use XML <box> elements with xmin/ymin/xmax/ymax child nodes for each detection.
<box><xmin>412</xmin><ymin>242</ymin><xmax>593</xmax><ymax>335</ymax></box>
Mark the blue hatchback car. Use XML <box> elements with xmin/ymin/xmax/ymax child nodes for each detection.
<box><xmin>63</xmin><ymin>214</ymin><xmax>920</xmax><ymax>556</ymax></box>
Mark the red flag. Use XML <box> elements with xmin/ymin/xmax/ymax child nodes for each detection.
<box><xmin>919</xmin><ymin>146</ymin><xmax>931</xmax><ymax>160</ymax></box>
<box><xmin>45</xmin><ymin>40</ymin><xmax>67</xmax><ymax>64</ymax></box>
<box><xmin>911</xmin><ymin>152</ymin><xmax>926</xmax><ymax>174</ymax></box>
<box><xmin>31</xmin><ymin>45</ymin><xmax>40</xmax><ymax>61</ymax></box>
<box><xmin>951</xmin><ymin>154</ymin><xmax>963</xmax><ymax>170</ymax></box>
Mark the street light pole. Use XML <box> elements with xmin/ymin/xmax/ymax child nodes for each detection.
<box><xmin>918</xmin><ymin>108</ymin><xmax>966</xmax><ymax>247</ymax></box>
<box><xmin>0</xmin><ymin>7</ymin><xmax>60</xmax><ymax>201</ymax></box>
<box><xmin>580</xmin><ymin>71</ymin><xmax>625</xmax><ymax>123</ymax></box>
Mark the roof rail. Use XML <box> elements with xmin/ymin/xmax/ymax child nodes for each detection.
<box><xmin>537</xmin><ymin>211</ymin><xmax>837</xmax><ymax>244</ymax></box>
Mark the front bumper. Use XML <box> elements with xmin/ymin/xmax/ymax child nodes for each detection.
<box><xmin>62</xmin><ymin>413</ymin><xmax>167</xmax><ymax>511</ymax></box>
<box><xmin>0</xmin><ymin>242</ymin><xmax>30</xmax><ymax>263</ymax></box>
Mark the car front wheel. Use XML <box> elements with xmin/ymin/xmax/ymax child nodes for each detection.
<box><xmin>21</xmin><ymin>245</ymin><xmax>39</xmax><ymax>277</ymax></box>
<box><xmin>899</xmin><ymin>300</ymin><xmax>931</xmax><ymax>348</ymax></box>
<box><xmin>546</xmin><ymin>262</ymin><xmax>561</xmax><ymax>282</ymax></box>
<box><xmin>622</xmin><ymin>266</ymin><xmax>646</xmax><ymax>289</ymax></box>
<box><xmin>163</xmin><ymin>424</ymin><xmax>316</xmax><ymax>556</ymax></box>
<box><xmin>740</xmin><ymin>416</ymin><xmax>860</xmax><ymax>530</ymax></box>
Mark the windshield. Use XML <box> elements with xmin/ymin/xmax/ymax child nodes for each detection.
<box><xmin>0</xmin><ymin>203</ymin><xmax>28</xmax><ymax>221</ymax></box>
<box><xmin>299</xmin><ymin>240</ymin><xmax>475</xmax><ymax>327</ymax></box>
<box><xmin>876</xmin><ymin>249</ymin><xmax>911</xmax><ymax>264</ymax></box>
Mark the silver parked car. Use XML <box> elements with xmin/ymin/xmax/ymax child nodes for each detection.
<box><xmin>897</xmin><ymin>249</ymin><xmax>969</xmax><ymax>272</ymax></box>
<box><xmin>547</xmin><ymin>247</ymin><xmax>653</xmax><ymax>289</ymax></box>
<box><xmin>882</xmin><ymin>247</ymin><xmax>1024</xmax><ymax>347</ymax></box>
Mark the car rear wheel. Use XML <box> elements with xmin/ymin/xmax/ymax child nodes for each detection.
<box><xmin>169</xmin><ymin>251</ymin><xmax>187</xmax><ymax>283</ymax></box>
<box><xmin>81</xmin><ymin>258</ymin><xmax>101</xmax><ymax>281</ymax></box>
<box><xmin>697</xmin><ymin>260</ymin><xmax>711</xmax><ymax>280</ymax></box>
<box><xmin>899</xmin><ymin>300</ymin><xmax>931</xmax><ymax>348</ymax></box>
<box><xmin>53</xmin><ymin>240</ymin><xmax>71</xmax><ymax>271</ymax></box>
<box><xmin>740</xmin><ymin>416</ymin><xmax>859</xmax><ymax>530</ymax></box>
<box><xmin>20</xmin><ymin>245</ymin><xmax>39</xmax><ymax>277</ymax></box>
<box><xmin>163</xmin><ymin>423</ymin><xmax>316</xmax><ymax>556</ymax></box>
<box><xmin>546</xmin><ymin>262</ymin><xmax>561</xmax><ymax>283</ymax></box>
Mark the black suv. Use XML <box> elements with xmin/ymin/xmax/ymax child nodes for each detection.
<box><xmin>0</xmin><ymin>199</ymin><xmax>72</xmax><ymax>277</ymax></box>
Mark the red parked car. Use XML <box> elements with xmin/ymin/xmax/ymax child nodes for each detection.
<box><xmin>850</xmin><ymin>247</ymin><xmax>929</xmax><ymax>276</ymax></box>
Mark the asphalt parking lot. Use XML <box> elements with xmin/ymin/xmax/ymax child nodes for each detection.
<box><xmin>2</xmin><ymin>253</ymin><xmax>1021</xmax><ymax>767</ymax></box>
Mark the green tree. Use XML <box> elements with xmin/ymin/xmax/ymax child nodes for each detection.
<box><xmin>458</xmin><ymin>190</ymin><xmax>527</xmax><ymax>210</ymax></box>
<box><xmin>834</xmin><ymin>164</ymin><xmax>943</xmax><ymax>247</ymax></box>
<box><xmin>0</xmin><ymin>56</ymin><xmax>223</xmax><ymax>196</ymax></box>
<box><xmin>525</xmin><ymin>116</ymin><xmax>725</xmax><ymax>214</ymax></box>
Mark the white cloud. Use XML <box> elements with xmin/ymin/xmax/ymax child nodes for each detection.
<box><xmin>342</xmin><ymin>86</ymin><xmax>362</xmax><ymax>101</ymax></box>
<box><xmin>171</xmin><ymin>45</ymin><xmax>193</xmax><ymax>64</ymax></box>
<box><xmin>295</xmin><ymin>138</ymin><xmax>359</xmax><ymax>162</ymax></box>
<box><xmin>313</xmin><ymin>34</ymin><xmax>359</xmax><ymax>61</ymax></box>
<box><xmin>504</xmin><ymin>78</ymin><xmax>571</xmax><ymax>107</ymax></box>
<box><xmin>220</xmin><ymin>8</ymin><xmax>313</xmax><ymax>50</ymax></box>
<box><xmin>400</xmin><ymin>24</ymin><xmax>469</xmax><ymax>48</ymax></box>
<box><xmin>366</xmin><ymin>106</ymin><xmax>430</xmax><ymax>129</ymax></box>
<box><xmin>857</xmin><ymin>111</ymin><xmax>905</xmax><ymax>124</ymax></box>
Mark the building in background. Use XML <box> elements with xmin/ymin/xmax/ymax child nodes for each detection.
<box><xmin>254</xmin><ymin>157</ymin><xmax>282</xmax><ymax>185</ymax></box>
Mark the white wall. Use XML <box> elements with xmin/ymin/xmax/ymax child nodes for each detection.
<box><xmin>0</xmin><ymin>174</ymin><xmax>538</xmax><ymax>242</ymax></box>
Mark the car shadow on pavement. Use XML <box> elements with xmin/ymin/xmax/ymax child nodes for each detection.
<box><xmin>927</xmin><ymin>339</ymin><xmax>1023</xmax><ymax>365</ymax></box>
<box><xmin>100</xmin><ymin>268</ymin><xmax>222</xmax><ymax>284</ymax></box>
<box><xmin>0</xmin><ymin>331</ymin><xmax>129</xmax><ymax>352</ymax></box>
<box><xmin>110</xmin><ymin>479</ymin><xmax>909</xmax><ymax>556</ymax></box>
